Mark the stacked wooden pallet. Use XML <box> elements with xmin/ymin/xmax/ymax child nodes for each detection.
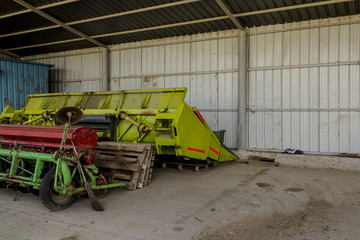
<box><xmin>241</xmin><ymin>155</ymin><xmax>279</xmax><ymax>166</ymax></box>
<box><xmin>161</xmin><ymin>162</ymin><xmax>210</xmax><ymax>172</ymax></box>
<box><xmin>93</xmin><ymin>142</ymin><xmax>155</xmax><ymax>191</ymax></box>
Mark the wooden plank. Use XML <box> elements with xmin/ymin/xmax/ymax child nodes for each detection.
<box><xmin>147</xmin><ymin>173</ymin><xmax>152</xmax><ymax>185</ymax></box>
<box><xmin>115</xmin><ymin>153</ymin><xmax>139</xmax><ymax>163</ymax></box>
<box><xmin>137</xmin><ymin>148</ymin><xmax>150</xmax><ymax>189</ymax></box>
<box><xmin>113</xmin><ymin>173</ymin><xmax>132</xmax><ymax>180</ymax></box>
<box><xmin>94</xmin><ymin>154</ymin><xmax>138</xmax><ymax>163</ymax></box>
<box><xmin>109</xmin><ymin>169</ymin><xmax>116</xmax><ymax>182</ymax></box>
<box><xmin>161</xmin><ymin>162</ymin><xmax>209</xmax><ymax>167</ymax></box>
<box><xmin>249</xmin><ymin>155</ymin><xmax>275</xmax><ymax>162</ymax></box>
<box><xmin>130</xmin><ymin>154</ymin><xmax>145</xmax><ymax>190</ymax></box>
<box><xmin>241</xmin><ymin>159</ymin><xmax>279</xmax><ymax>166</ymax></box>
<box><xmin>95</xmin><ymin>154</ymin><xmax>138</xmax><ymax>163</ymax></box>
<box><xmin>95</xmin><ymin>149</ymin><xmax>141</xmax><ymax>159</ymax></box>
<box><xmin>159</xmin><ymin>161</ymin><xmax>210</xmax><ymax>172</ymax></box>
<box><xmin>95</xmin><ymin>142</ymin><xmax>156</xmax><ymax>191</ymax></box>
<box><xmin>144</xmin><ymin>148</ymin><xmax>155</xmax><ymax>186</ymax></box>
<box><xmin>128</xmin><ymin>171</ymin><xmax>138</xmax><ymax>191</ymax></box>
<box><xmin>94</xmin><ymin>161</ymin><xmax>139</xmax><ymax>172</ymax></box>
<box><xmin>96</xmin><ymin>142</ymin><xmax>153</xmax><ymax>152</ymax></box>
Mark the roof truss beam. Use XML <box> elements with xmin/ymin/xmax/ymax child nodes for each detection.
<box><xmin>233</xmin><ymin>0</ymin><xmax>353</xmax><ymax>17</ymax></box>
<box><xmin>5</xmin><ymin>0</ymin><xmax>354</xmax><ymax>52</ymax></box>
<box><xmin>0</xmin><ymin>0</ymin><xmax>200</xmax><ymax>39</ymax></box>
<box><xmin>13</xmin><ymin>0</ymin><xmax>106</xmax><ymax>48</ymax></box>
<box><xmin>0</xmin><ymin>0</ymin><xmax>79</xmax><ymax>19</ymax></box>
<box><xmin>0</xmin><ymin>49</ymin><xmax>21</xmax><ymax>59</ymax></box>
<box><xmin>5</xmin><ymin>16</ymin><xmax>229</xmax><ymax>51</ymax></box>
<box><xmin>215</xmin><ymin>0</ymin><xmax>243</xmax><ymax>30</ymax></box>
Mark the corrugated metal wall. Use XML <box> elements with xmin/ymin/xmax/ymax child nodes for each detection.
<box><xmin>248</xmin><ymin>15</ymin><xmax>360</xmax><ymax>153</ymax></box>
<box><xmin>32</xmin><ymin>49</ymin><xmax>103</xmax><ymax>93</ymax></box>
<box><xmin>25</xmin><ymin>15</ymin><xmax>360</xmax><ymax>153</ymax></box>
<box><xmin>27</xmin><ymin>30</ymin><xmax>240</xmax><ymax>148</ymax></box>
<box><xmin>0</xmin><ymin>58</ymin><xmax>50</xmax><ymax>110</ymax></box>
<box><xmin>109</xmin><ymin>31</ymin><xmax>239</xmax><ymax>148</ymax></box>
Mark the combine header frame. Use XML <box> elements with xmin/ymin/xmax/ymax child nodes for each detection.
<box><xmin>0</xmin><ymin>88</ymin><xmax>238</xmax><ymax>163</ymax></box>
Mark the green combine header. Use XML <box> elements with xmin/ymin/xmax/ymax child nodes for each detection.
<box><xmin>0</xmin><ymin>88</ymin><xmax>238</xmax><ymax>163</ymax></box>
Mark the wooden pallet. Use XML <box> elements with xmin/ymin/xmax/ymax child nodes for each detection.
<box><xmin>240</xmin><ymin>156</ymin><xmax>279</xmax><ymax>166</ymax></box>
<box><xmin>94</xmin><ymin>142</ymin><xmax>156</xmax><ymax>190</ymax></box>
<box><xmin>161</xmin><ymin>162</ymin><xmax>211</xmax><ymax>172</ymax></box>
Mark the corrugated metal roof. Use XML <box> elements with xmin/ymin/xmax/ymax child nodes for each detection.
<box><xmin>11</xmin><ymin>40</ymin><xmax>97</xmax><ymax>56</ymax></box>
<box><xmin>0</xmin><ymin>0</ymin><xmax>61</xmax><ymax>15</ymax></box>
<box><xmin>0</xmin><ymin>12</ymin><xmax>54</xmax><ymax>35</ymax></box>
<box><xmin>0</xmin><ymin>28</ymin><xmax>79</xmax><ymax>49</ymax></box>
<box><xmin>228</xmin><ymin>0</ymin><xmax>359</xmax><ymax>27</ymax></box>
<box><xmin>0</xmin><ymin>0</ymin><xmax>359</xmax><ymax>56</ymax></box>
<box><xmin>43</xmin><ymin>0</ymin><xmax>174</xmax><ymax>22</ymax></box>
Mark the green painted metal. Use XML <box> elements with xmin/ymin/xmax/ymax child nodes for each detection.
<box><xmin>0</xmin><ymin>147</ymin><xmax>126</xmax><ymax>193</ymax></box>
<box><xmin>0</xmin><ymin>88</ymin><xmax>238</xmax><ymax>162</ymax></box>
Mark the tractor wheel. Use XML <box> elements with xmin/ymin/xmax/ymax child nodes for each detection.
<box><xmin>40</xmin><ymin>168</ymin><xmax>75</xmax><ymax>211</ymax></box>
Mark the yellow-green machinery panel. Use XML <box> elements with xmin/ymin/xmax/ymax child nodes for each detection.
<box><xmin>0</xmin><ymin>88</ymin><xmax>238</xmax><ymax>163</ymax></box>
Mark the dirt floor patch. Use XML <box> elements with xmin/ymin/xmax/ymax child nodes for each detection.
<box><xmin>197</xmin><ymin>192</ymin><xmax>360</xmax><ymax>240</ymax></box>
<box><xmin>2</xmin><ymin>164</ymin><xmax>360</xmax><ymax>240</ymax></box>
<box><xmin>60</xmin><ymin>236</ymin><xmax>79</xmax><ymax>240</ymax></box>
<box><xmin>256</xmin><ymin>182</ymin><xmax>274</xmax><ymax>188</ymax></box>
<box><xmin>284</xmin><ymin>187</ymin><xmax>304</xmax><ymax>192</ymax></box>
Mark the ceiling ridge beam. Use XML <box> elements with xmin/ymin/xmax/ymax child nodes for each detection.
<box><xmin>92</xmin><ymin>16</ymin><xmax>228</xmax><ymax>39</ymax></box>
<box><xmin>5</xmin><ymin>15</ymin><xmax>228</xmax><ymax>51</ymax></box>
<box><xmin>234</xmin><ymin>0</ymin><xmax>354</xmax><ymax>17</ymax></box>
<box><xmin>69</xmin><ymin>0</ymin><xmax>200</xmax><ymax>25</ymax></box>
<box><xmin>0</xmin><ymin>0</ymin><xmax>79</xmax><ymax>19</ymax></box>
<box><xmin>215</xmin><ymin>0</ymin><xmax>243</xmax><ymax>29</ymax></box>
<box><xmin>6</xmin><ymin>38</ymin><xmax>84</xmax><ymax>51</ymax></box>
<box><xmin>0</xmin><ymin>0</ymin><xmax>200</xmax><ymax>39</ymax></box>
<box><xmin>13</xmin><ymin>0</ymin><xmax>106</xmax><ymax>48</ymax></box>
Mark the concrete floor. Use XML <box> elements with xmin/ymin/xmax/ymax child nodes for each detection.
<box><xmin>0</xmin><ymin>161</ymin><xmax>360</xmax><ymax>240</ymax></box>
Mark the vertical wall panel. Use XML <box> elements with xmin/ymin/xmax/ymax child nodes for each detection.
<box><xmin>64</xmin><ymin>55</ymin><xmax>81</xmax><ymax>80</ymax></box>
<box><xmin>32</xmin><ymin>50</ymin><xmax>103</xmax><ymax>93</ymax></box>
<box><xmin>248</xmin><ymin>15</ymin><xmax>360</xmax><ymax>153</ymax></box>
<box><xmin>25</xmin><ymin>29</ymin><xmax>240</xmax><ymax>149</ymax></box>
<box><xmin>0</xmin><ymin>58</ymin><xmax>50</xmax><ymax>110</ymax></box>
<box><xmin>111</xmin><ymin>30</ymin><xmax>239</xmax><ymax>148</ymax></box>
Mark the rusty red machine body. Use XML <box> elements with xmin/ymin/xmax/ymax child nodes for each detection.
<box><xmin>0</xmin><ymin>124</ymin><xmax>98</xmax><ymax>157</ymax></box>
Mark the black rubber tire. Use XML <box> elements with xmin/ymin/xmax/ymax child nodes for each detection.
<box><xmin>40</xmin><ymin>168</ymin><xmax>75</xmax><ymax>211</ymax></box>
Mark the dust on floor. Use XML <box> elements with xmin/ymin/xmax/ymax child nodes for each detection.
<box><xmin>198</xmin><ymin>191</ymin><xmax>360</xmax><ymax>240</ymax></box>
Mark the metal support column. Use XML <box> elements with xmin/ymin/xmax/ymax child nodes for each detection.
<box><xmin>238</xmin><ymin>30</ymin><xmax>247</xmax><ymax>150</ymax></box>
<box><xmin>102</xmin><ymin>47</ymin><xmax>109</xmax><ymax>91</ymax></box>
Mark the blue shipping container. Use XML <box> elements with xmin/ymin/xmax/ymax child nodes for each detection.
<box><xmin>0</xmin><ymin>58</ymin><xmax>52</xmax><ymax>111</ymax></box>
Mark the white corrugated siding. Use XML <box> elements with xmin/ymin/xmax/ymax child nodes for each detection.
<box><xmin>30</xmin><ymin>49</ymin><xmax>103</xmax><ymax>92</ymax></box>
<box><xmin>248</xmin><ymin>15</ymin><xmax>360</xmax><ymax>153</ymax></box>
<box><xmin>109</xmin><ymin>31</ymin><xmax>239</xmax><ymax>148</ymax></box>
<box><xmin>24</xmin><ymin>30</ymin><xmax>240</xmax><ymax>148</ymax></box>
